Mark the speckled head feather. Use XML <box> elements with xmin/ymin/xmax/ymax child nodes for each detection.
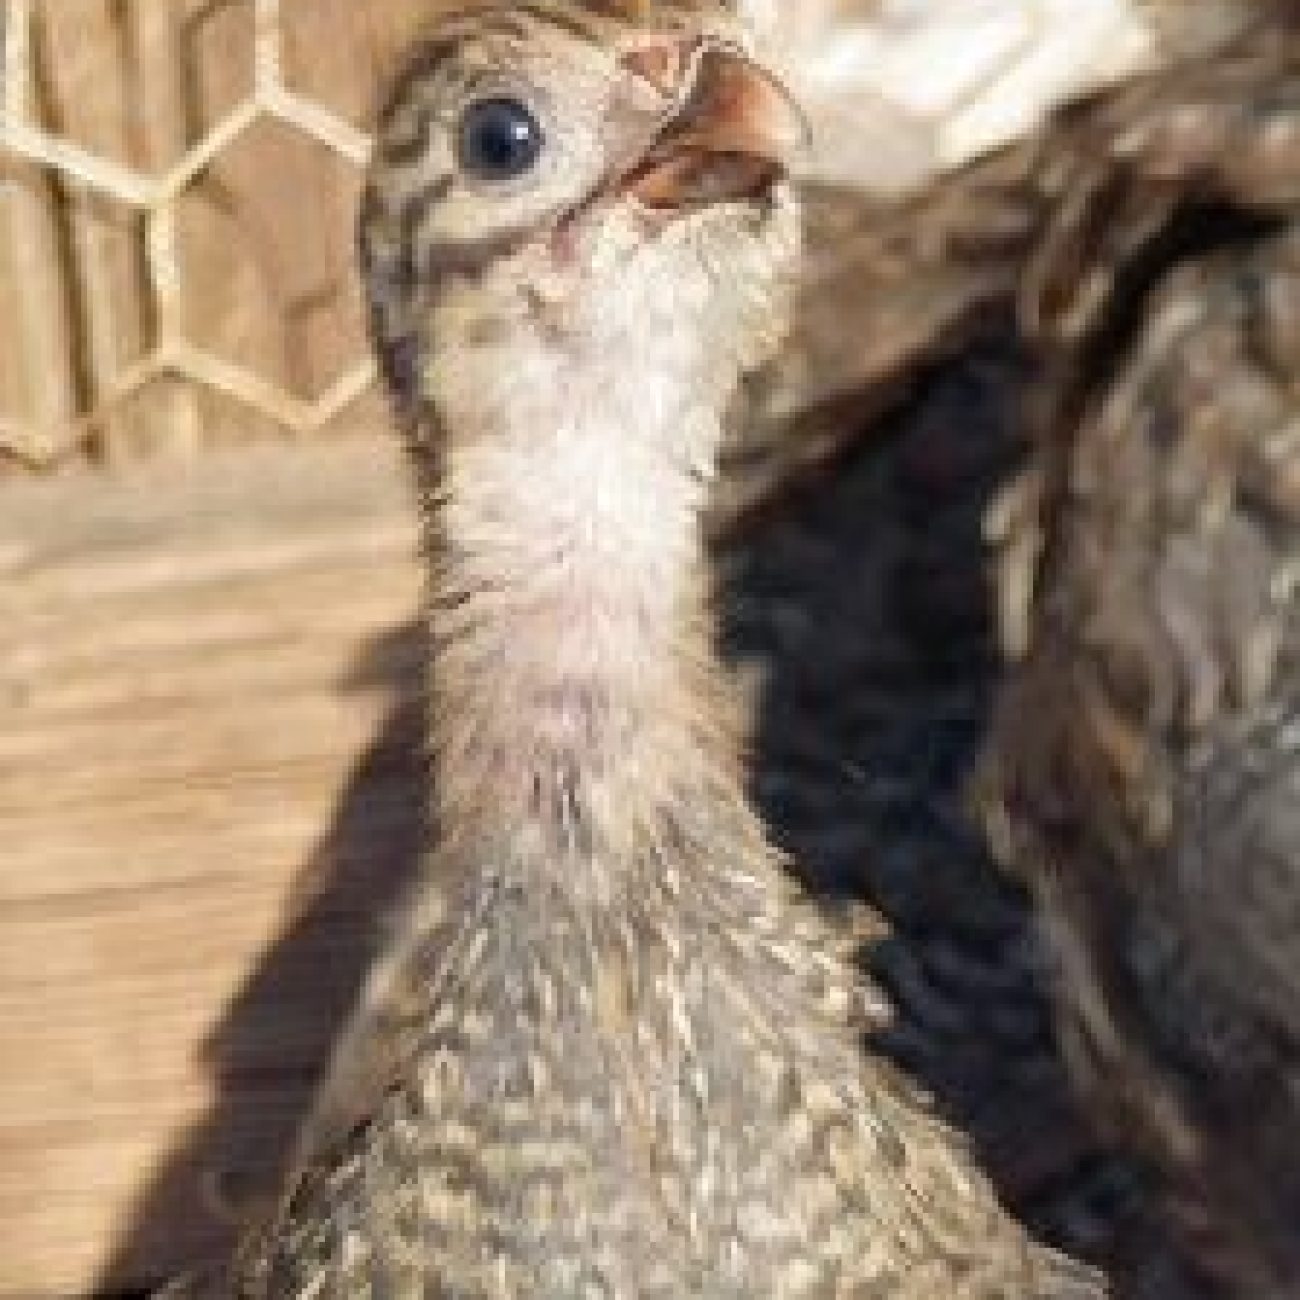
<box><xmin>358</xmin><ymin>0</ymin><xmax>792</xmax><ymax>423</ymax></box>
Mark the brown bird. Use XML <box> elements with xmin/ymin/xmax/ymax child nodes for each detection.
<box><xmin>184</xmin><ymin>3</ymin><xmax>1105</xmax><ymax>1296</ymax></box>
<box><xmin>975</xmin><ymin>10</ymin><xmax>1300</xmax><ymax>1295</ymax></box>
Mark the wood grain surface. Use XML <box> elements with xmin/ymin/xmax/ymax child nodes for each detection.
<box><xmin>0</xmin><ymin>436</ymin><xmax>424</xmax><ymax>1296</ymax></box>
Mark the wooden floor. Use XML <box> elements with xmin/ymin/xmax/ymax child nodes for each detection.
<box><xmin>0</xmin><ymin>437</ymin><xmax>426</xmax><ymax>1297</ymax></box>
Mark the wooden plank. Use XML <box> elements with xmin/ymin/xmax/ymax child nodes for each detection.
<box><xmin>0</xmin><ymin>154</ymin><xmax>78</xmax><ymax>448</ymax></box>
<box><xmin>0</xmin><ymin>435</ymin><xmax>424</xmax><ymax>1297</ymax></box>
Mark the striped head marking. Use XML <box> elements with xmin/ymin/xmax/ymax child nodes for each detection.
<box><xmin>358</xmin><ymin>2</ymin><xmax>805</xmax><ymax>429</ymax></box>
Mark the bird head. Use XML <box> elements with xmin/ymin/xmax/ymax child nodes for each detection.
<box><xmin>359</xmin><ymin>2</ymin><xmax>805</xmax><ymax>446</ymax></box>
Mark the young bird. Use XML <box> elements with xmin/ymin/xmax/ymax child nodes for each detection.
<box><xmin>214</xmin><ymin>3</ymin><xmax>1101</xmax><ymax>1296</ymax></box>
<box><xmin>976</xmin><ymin>16</ymin><xmax>1300</xmax><ymax>1296</ymax></box>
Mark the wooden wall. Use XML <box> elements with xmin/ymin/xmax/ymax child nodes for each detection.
<box><xmin>0</xmin><ymin>438</ymin><xmax>424</xmax><ymax>1297</ymax></box>
<box><xmin>1</xmin><ymin>5</ymin><xmax>449</xmax><ymax>1294</ymax></box>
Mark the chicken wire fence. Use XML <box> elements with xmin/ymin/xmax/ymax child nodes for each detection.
<box><xmin>0</xmin><ymin>0</ymin><xmax>397</xmax><ymax>471</ymax></box>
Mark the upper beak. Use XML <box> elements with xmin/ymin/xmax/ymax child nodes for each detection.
<box><xmin>620</xmin><ymin>42</ymin><xmax>808</xmax><ymax>209</ymax></box>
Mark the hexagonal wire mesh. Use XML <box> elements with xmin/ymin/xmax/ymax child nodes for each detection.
<box><xmin>0</xmin><ymin>0</ymin><xmax>380</xmax><ymax>469</ymax></box>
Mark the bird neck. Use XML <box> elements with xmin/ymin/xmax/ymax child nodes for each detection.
<box><xmin>422</xmin><ymin>383</ymin><xmax>746</xmax><ymax>881</ymax></box>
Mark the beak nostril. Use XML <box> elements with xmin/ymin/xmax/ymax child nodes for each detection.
<box><xmin>619</xmin><ymin>40</ymin><xmax>690</xmax><ymax>98</ymax></box>
<box><xmin>618</xmin><ymin>39</ymin><xmax>691</xmax><ymax>97</ymax></box>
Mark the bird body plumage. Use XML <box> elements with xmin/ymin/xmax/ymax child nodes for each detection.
<box><xmin>204</xmin><ymin>4</ymin><xmax>1101</xmax><ymax>1296</ymax></box>
<box><xmin>976</xmin><ymin>17</ymin><xmax>1300</xmax><ymax>1295</ymax></box>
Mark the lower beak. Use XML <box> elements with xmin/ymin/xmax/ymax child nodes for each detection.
<box><xmin>624</xmin><ymin>45</ymin><xmax>807</xmax><ymax>209</ymax></box>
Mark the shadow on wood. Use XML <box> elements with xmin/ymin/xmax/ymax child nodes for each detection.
<box><xmin>93</xmin><ymin>621</ymin><xmax>428</xmax><ymax>1294</ymax></box>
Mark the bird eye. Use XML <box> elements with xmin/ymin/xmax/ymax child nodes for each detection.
<box><xmin>457</xmin><ymin>97</ymin><xmax>545</xmax><ymax>181</ymax></box>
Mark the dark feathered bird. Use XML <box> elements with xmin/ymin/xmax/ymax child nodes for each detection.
<box><xmin>976</xmin><ymin>11</ymin><xmax>1300</xmax><ymax>1294</ymax></box>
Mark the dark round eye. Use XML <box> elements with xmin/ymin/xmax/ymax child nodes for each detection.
<box><xmin>457</xmin><ymin>97</ymin><xmax>545</xmax><ymax>181</ymax></box>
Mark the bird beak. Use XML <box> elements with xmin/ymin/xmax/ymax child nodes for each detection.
<box><xmin>620</xmin><ymin>41</ymin><xmax>808</xmax><ymax>209</ymax></box>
